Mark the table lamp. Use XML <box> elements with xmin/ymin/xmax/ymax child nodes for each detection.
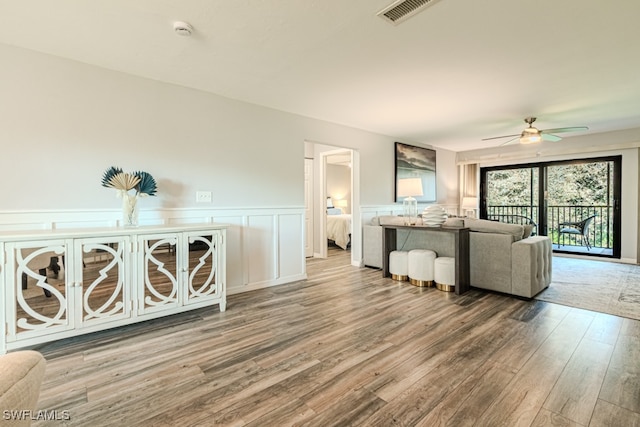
<box><xmin>397</xmin><ymin>178</ymin><xmax>423</xmax><ymax>225</ymax></box>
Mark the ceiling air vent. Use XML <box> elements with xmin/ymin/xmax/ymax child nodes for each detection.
<box><xmin>377</xmin><ymin>0</ymin><xmax>443</xmax><ymax>25</ymax></box>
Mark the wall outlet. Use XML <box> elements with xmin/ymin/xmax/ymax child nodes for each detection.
<box><xmin>196</xmin><ymin>191</ymin><xmax>212</xmax><ymax>203</ymax></box>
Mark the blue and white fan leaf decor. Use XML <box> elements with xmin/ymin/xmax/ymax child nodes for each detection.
<box><xmin>133</xmin><ymin>171</ymin><xmax>158</xmax><ymax>197</ymax></box>
<box><xmin>100</xmin><ymin>166</ymin><xmax>158</xmax><ymax>197</ymax></box>
<box><xmin>101</xmin><ymin>166</ymin><xmax>124</xmax><ymax>189</ymax></box>
<box><xmin>101</xmin><ymin>166</ymin><xmax>158</xmax><ymax>227</ymax></box>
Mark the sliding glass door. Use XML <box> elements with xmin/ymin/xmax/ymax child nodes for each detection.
<box><xmin>480</xmin><ymin>156</ymin><xmax>621</xmax><ymax>258</ymax></box>
<box><xmin>484</xmin><ymin>167</ymin><xmax>540</xmax><ymax>235</ymax></box>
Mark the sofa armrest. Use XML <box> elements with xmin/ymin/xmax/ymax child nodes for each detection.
<box><xmin>362</xmin><ymin>225</ymin><xmax>383</xmax><ymax>268</ymax></box>
<box><xmin>511</xmin><ymin>236</ymin><xmax>552</xmax><ymax>298</ymax></box>
<box><xmin>469</xmin><ymin>232</ymin><xmax>513</xmax><ymax>294</ymax></box>
<box><xmin>0</xmin><ymin>350</ymin><xmax>46</xmax><ymax>425</ymax></box>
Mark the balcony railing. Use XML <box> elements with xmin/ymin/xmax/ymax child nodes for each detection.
<box><xmin>485</xmin><ymin>205</ymin><xmax>540</xmax><ymax>235</ymax></box>
<box><xmin>485</xmin><ymin>205</ymin><xmax>613</xmax><ymax>250</ymax></box>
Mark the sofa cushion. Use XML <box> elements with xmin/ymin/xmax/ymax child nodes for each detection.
<box><xmin>464</xmin><ymin>218</ymin><xmax>524</xmax><ymax>241</ymax></box>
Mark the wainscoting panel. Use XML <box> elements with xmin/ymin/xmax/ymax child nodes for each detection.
<box><xmin>0</xmin><ymin>207</ymin><xmax>306</xmax><ymax>297</ymax></box>
<box><xmin>245</xmin><ymin>214</ymin><xmax>276</xmax><ymax>286</ymax></box>
<box><xmin>209</xmin><ymin>215</ymin><xmax>245</xmax><ymax>295</ymax></box>
<box><xmin>278</xmin><ymin>213</ymin><xmax>305</xmax><ymax>280</ymax></box>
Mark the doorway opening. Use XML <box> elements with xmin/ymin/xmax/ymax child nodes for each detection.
<box><xmin>304</xmin><ymin>142</ymin><xmax>360</xmax><ymax>267</ymax></box>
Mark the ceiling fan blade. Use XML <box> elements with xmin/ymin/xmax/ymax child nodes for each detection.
<box><xmin>481</xmin><ymin>133</ymin><xmax>520</xmax><ymax>141</ymax></box>
<box><xmin>542</xmin><ymin>133</ymin><xmax>562</xmax><ymax>142</ymax></box>
<box><xmin>541</xmin><ymin>126</ymin><xmax>588</xmax><ymax>134</ymax></box>
<box><xmin>499</xmin><ymin>136</ymin><xmax>520</xmax><ymax>146</ymax></box>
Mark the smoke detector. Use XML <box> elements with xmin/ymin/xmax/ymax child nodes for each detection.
<box><xmin>173</xmin><ymin>21</ymin><xmax>193</xmax><ymax>36</ymax></box>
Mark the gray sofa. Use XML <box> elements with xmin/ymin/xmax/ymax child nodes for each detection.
<box><xmin>0</xmin><ymin>350</ymin><xmax>46</xmax><ymax>427</ymax></box>
<box><xmin>363</xmin><ymin>216</ymin><xmax>552</xmax><ymax>298</ymax></box>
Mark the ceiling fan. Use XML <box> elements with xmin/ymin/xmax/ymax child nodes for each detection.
<box><xmin>482</xmin><ymin>117</ymin><xmax>588</xmax><ymax>146</ymax></box>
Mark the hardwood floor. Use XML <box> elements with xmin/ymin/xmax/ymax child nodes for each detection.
<box><xmin>30</xmin><ymin>248</ymin><xmax>640</xmax><ymax>426</ymax></box>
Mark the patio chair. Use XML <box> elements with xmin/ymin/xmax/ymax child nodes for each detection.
<box><xmin>559</xmin><ymin>215</ymin><xmax>596</xmax><ymax>250</ymax></box>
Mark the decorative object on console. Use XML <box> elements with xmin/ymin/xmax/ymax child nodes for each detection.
<box><xmin>422</xmin><ymin>205</ymin><xmax>447</xmax><ymax>227</ymax></box>
<box><xmin>101</xmin><ymin>166</ymin><xmax>158</xmax><ymax>227</ymax></box>
<box><xmin>397</xmin><ymin>178</ymin><xmax>423</xmax><ymax>225</ymax></box>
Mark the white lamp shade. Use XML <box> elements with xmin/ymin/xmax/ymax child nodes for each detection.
<box><xmin>326</xmin><ymin>197</ymin><xmax>333</xmax><ymax>208</ymax></box>
<box><xmin>397</xmin><ymin>178</ymin><xmax>424</xmax><ymax>198</ymax></box>
<box><xmin>461</xmin><ymin>197</ymin><xmax>478</xmax><ymax>210</ymax></box>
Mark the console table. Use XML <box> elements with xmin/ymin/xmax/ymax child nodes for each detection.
<box><xmin>382</xmin><ymin>225</ymin><xmax>470</xmax><ymax>295</ymax></box>
<box><xmin>0</xmin><ymin>223</ymin><xmax>227</xmax><ymax>353</ymax></box>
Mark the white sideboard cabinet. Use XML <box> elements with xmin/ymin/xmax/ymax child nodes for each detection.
<box><xmin>0</xmin><ymin>223</ymin><xmax>226</xmax><ymax>353</ymax></box>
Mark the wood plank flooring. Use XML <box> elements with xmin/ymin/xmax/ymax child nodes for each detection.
<box><xmin>29</xmin><ymin>248</ymin><xmax>640</xmax><ymax>426</ymax></box>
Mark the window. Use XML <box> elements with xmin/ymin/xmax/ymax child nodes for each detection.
<box><xmin>480</xmin><ymin>156</ymin><xmax>621</xmax><ymax>258</ymax></box>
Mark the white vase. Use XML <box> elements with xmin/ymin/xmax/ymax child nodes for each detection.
<box><xmin>121</xmin><ymin>193</ymin><xmax>139</xmax><ymax>227</ymax></box>
<box><xmin>422</xmin><ymin>205</ymin><xmax>447</xmax><ymax>227</ymax></box>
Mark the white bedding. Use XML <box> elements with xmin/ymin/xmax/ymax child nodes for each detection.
<box><xmin>327</xmin><ymin>214</ymin><xmax>351</xmax><ymax>250</ymax></box>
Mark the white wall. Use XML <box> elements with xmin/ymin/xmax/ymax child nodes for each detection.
<box><xmin>0</xmin><ymin>43</ymin><xmax>459</xmax><ymax>292</ymax></box>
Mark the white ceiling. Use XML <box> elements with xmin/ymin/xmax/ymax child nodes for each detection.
<box><xmin>2</xmin><ymin>0</ymin><xmax>640</xmax><ymax>152</ymax></box>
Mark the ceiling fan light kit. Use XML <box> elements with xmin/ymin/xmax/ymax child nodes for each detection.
<box><xmin>482</xmin><ymin>117</ymin><xmax>588</xmax><ymax>146</ymax></box>
<box><xmin>519</xmin><ymin>134</ymin><xmax>541</xmax><ymax>144</ymax></box>
<box><xmin>520</xmin><ymin>125</ymin><xmax>542</xmax><ymax>144</ymax></box>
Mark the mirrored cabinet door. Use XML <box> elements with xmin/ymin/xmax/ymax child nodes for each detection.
<box><xmin>184</xmin><ymin>233</ymin><xmax>220</xmax><ymax>305</ymax></box>
<box><xmin>75</xmin><ymin>237</ymin><xmax>131</xmax><ymax>327</ymax></box>
<box><xmin>1</xmin><ymin>225</ymin><xmax>226</xmax><ymax>353</ymax></box>
<box><xmin>138</xmin><ymin>234</ymin><xmax>180</xmax><ymax>314</ymax></box>
<box><xmin>5</xmin><ymin>240</ymin><xmax>71</xmax><ymax>341</ymax></box>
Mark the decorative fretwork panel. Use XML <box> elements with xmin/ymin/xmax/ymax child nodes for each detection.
<box><xmin>6</xmin><ymin>240</ymin><xmax>71</xmax><ymax>341</ymax></box>
<box><xmin>76</xmin><ymin>237</ymin><xmax>131</xmax><ymax>327</ymax></box>
<box><xmin>139</xmin><ymin>235</ymin><xmax>179</xmax><ymax>313</ymax></box>
<box><xmin>184</xmin><ymin>233</ymin><xmax>219</xmax><ymax>305</ymax></box>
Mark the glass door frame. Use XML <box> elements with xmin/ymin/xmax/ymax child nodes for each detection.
<box><xmin>480</xmin><ymin>155</ymin><xmax>621</xmax><ymax>259</ymax></box>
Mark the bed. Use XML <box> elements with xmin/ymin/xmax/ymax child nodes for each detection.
<box><xmin>327</xmin><ymin>212</ymin><xmax>352</xmax><ymax>250</ymax></box>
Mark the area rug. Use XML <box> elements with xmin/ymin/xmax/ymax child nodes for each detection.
<box><xmin>535</xmin><ymin>256</ymin><xmax>640</xmax><ymax>320</ymax></box>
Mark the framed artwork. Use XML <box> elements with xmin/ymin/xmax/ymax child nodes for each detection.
<box><xmin>394</xmin><ymin>142</ymin><xmax>437</xmax><ymax>203</ymax></box>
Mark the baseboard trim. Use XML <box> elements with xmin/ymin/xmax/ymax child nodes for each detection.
<box><xmin>228</xmin><ymin>273</ymin><xmax>307</xmax><ymax>296</ymax></box>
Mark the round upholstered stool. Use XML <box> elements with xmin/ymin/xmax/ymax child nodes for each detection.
<box><xmin>434</xmin><ymin>257</ymin><xmax>455</xmax><ymax>292</ymax></box>
<box><xmin>389</xmin><ymin>250</ymin><xmax>409</xmax><ymax>281</ymax></box>
<box><xmin>408</xmin><ymin>249</ymin><xmax>437</xmax><ymax>287</ymax></box>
